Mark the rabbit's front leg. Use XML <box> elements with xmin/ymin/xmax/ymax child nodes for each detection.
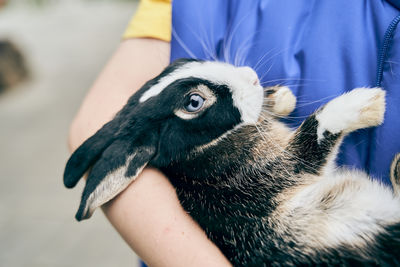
<box><xmin>264</xmin><ymin>86</ymin><xmax>296</xmax><ymax>116</ymax></box>
<box><xmin>287</xmin><ymin>88</ymin><xmax>385</xmax><ymax>175</ymax></box>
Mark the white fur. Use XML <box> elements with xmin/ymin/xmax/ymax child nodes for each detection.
<box><xmin>84</xmin><ymin>154</ymin><xmax>144</xmax><ymax>217</ymax></box>
<box><xmin>174</xmin><ymin>109</ymin><xmax>200</xmax><ymax>120</ymax></box>
<box><xmin>140</xmin><ymin>61</ymin><xmax>264</xmax><ymax>124</ymax></box>
<box><xmin>316</xmin><ymin>88</ymin><xmax>385</xmax><ymax>142</ymax></box>
<box><xmin>284</xmin><ymin>169</ymin><xmax>400</xmax><ymax>248</ymax></box>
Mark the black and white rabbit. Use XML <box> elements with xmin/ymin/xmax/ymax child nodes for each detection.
<box><xmin>64</xmin><ymin>59</ymin><xmax>400</xmax><ymax>266</ymax></box>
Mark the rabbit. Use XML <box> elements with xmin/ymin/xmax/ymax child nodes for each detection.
<box><xmin>64</xmin><ymin>58</ymin><xmax>400</xmax><ymax>266</ymax></box>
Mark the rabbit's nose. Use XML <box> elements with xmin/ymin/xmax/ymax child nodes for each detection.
<box><xmin>238</xmin><ymin>66</ymin><xmax>259</xmax><ymax>86</ymax></box>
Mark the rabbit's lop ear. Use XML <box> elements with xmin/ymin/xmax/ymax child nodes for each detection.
<box><xmin>64</xmin><ymin>103</ymin><xmax>138</xmax><ymax>188</ymax></box>
<box><xmin>75</xmin><ymin>133</ymin><xmax>157</xmax><ymax>221</ymax></box>
<box><xmin>64</xmin><ymin>121</ymin><xmax>114</xmax><ymax>188</ymax></box>
<box><xmin>63</xmin><ymin>119</ymin><xmax>119</xmax><ymax>188</ymax></box>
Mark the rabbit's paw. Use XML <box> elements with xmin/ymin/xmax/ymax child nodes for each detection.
<box><xmin>265</xmin><ymin>86</ymin><xmax>296</xmax><ymax>116</ymax></box>
<box><xmin>316</xmin><ymin>88</ymin><xmax>386</xmax><ymax>142</ymax></box>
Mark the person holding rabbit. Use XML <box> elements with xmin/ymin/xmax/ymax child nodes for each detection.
<box><xmin>67</xmin><ymin>0</ymin><xmax>400</xmax><ymax>266</ymax></box>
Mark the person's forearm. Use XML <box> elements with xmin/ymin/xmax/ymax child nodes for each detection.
<box><xmin>103</xmin><ymin>168</ymin><xmax>232</xmax><ymax>267</ymax></box>
<box><xmin>68</xmin><ymin>38</ymin><xmax>231</xmax><ymax>267</ymax></box>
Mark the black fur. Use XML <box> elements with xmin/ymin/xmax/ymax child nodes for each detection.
<box><xmin>288</xmin><ymin>113</ymin><xmax>341</xmax><ymax>175</ymax></box>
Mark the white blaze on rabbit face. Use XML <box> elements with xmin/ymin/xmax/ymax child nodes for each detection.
<box><xmin>140</xmin><ymin>61</ymin><xmax>264</xmax><ymax>124</ymax></box>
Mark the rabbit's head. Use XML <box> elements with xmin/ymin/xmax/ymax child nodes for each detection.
<box><xmin>64</xmin><ymin>59</ymin><xmax>264</xmax><ymax>221</ymax></box>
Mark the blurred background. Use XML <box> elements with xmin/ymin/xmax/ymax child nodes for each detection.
<box><xmin>0</xmin><ymin>0</ymin><xmax>140</xmax><ymax>266</ymax></box>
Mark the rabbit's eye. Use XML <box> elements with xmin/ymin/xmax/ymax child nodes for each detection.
<box><xmin>185</xmin><ymin>94</ymin><xmax>205</xmax><ymax>112</ymax></box>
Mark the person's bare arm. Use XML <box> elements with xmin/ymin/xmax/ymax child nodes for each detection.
<box><xmin>68</xmin><ymin>38</ymin><xmax>231</xmax><ymax>267</ymax></box>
